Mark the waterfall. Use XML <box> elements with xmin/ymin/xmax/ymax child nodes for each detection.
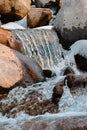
<box><xmin>11</xmin><ymin>28</ymin><xmax>63</xmax><ymax>68</ymax></box>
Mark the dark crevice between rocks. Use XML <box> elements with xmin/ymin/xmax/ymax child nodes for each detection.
<box><xmin>1</xmin><ymin>13</ymin><xmax>22</xmax><ymax>23</ymax></box>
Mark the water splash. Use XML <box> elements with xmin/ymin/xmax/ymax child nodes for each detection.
<box><xmin>59</xmin><ymin>79</ymin><xmax>76</xmax><ymax>112</ymax></box>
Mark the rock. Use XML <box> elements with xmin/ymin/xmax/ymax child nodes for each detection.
<box><xmin>27</xmin><ymin>7</ymin><xmax>52</xmax><ymax>28</ymax></box>
<box><xmin>0</xmin><ymin>43</ymin><xmax>23</xmax><ymax>89</ymax></box>
<box><xmin>52</xmin><ymin>80</ymin><xmax>64</xmax><ymax>104</ymax></box>
<box><xmin>0</xmin><ymin>0</ymin><xmax>31</xmax><ymax>23</ymax></box>
<box><xmin>35</xmin><ymin>0</ymin><xmax>60</xmax><ymax>15</ymax></box>
<box><xmin>0</xmin><ymin>28</ymin><xmax>24</xmax><ymax>54</ymax></box>
<box><xmin>0</xmin><ymin>86</ymin><xmax>58</xmax><ymax>117</ymax></box>
<box><xmin>14</xmin><ymin>50</ymin><xmax>44</xmax><ymax>86</ymax></box>
<box><xmin>35</xmin><ymin>0</ymin><xmax>56</xmax><ymax>7</ymax></box>
<box><xmin>61</xmin><ymin>66</ymin><xmax>75</xmax><ymax>76</ymax></box>
<box><xmin>54</xmin><ymin>0</ymin><xmax>87</xmax><ymax>49</ymax></box>
<box><xmin>0</xmin><ymin>28</ymin><xmax>13</xmax><ymax>46</ymax></box>
<box><xmin>22</xmin><ymin>116</ymin><xmax>87</xmax><ymax>130</ymax></box>
<box><xmin>65</xmin><ymin>74</ymin><xmax>87</xmax><ymax>89</ymax></box>
<box><xmin>0</xmin><ymin>43</ymin><xmax>44</xmax><ymax>89</ymax></box>
<box><xmin>74</xmin><ymin>54</ymin><xmax>87</xmax><ymax>72</ymax></box>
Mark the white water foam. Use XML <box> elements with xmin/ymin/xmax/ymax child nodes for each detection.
<box><xmin>0</xmin><ymin>44</ymin><xmax>87</xmax><ymax>129</ymax></box>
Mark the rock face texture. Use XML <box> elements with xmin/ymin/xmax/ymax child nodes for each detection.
<box><xmin>0</xmin><ymin>0</ymin><xmax>31</xmax><ymax>23</ymax></box>
<box><xmin>65</xmin><ymin>74</ymin><xmax>87</xmax><ymax>89</ymax></box>
<box><xmin>0</xmin><ymin>43</ymin><xmax>44</xmax><ymax>89</ymax></box>
<box><xmin>27</xmin><ymin>7</ymin><xmax>52</xmax><ymax>28</ymax></box>
<box><xmin>54</xmin><ymin>0</ymin><xmax>87</xmax><ymax>49</ymax></box>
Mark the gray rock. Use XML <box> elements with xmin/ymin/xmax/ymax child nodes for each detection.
<box><xmin>54</xmin><ymin>0</ymin><xmax>87</xmax><ymax>49</ymax></box>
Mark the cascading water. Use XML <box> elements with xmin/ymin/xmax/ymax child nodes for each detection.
<box><xmin>11</xmin><ymin>28</ymin><xmax>63</xmax><ymax>68</ymax></box>
<box><xmin>0</xmin><ymin>28</ymin><xmax>87</xmax><ymax>129</ymax></box>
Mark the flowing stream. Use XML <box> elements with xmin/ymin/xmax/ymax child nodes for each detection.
<box><xmin>0</xmin><ymin>28</ymin><xmax>87</xmax><ymax>129</ymax></box>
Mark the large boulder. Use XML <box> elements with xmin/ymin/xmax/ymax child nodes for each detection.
<box><xmin>0</xmin><ymin>43</ymin><xmax>44</xmax><ymax>89</ymax></box>
<box><xmin>0</xmin><ymin>0</ymin><xmax>31</xmax><ymax>23</ymax></box>
<box><xmin>27</xmin><ymin>7</ymin><xmax>52</xmax><ymax>28</ymax></box>
<box><xmin>52</xmin><ymin>80</ymin><xmax>64</xmax><ymax>104</ymax></box>
<box><xmin>54</xmin><ymin>0</ymin><xmax>87</xmax><ymax>49</ymax></box>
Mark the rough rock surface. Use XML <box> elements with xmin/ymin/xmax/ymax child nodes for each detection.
<box><xmin>0</xmin><ymin>0</ymin><xmax>31</xmax><ymax>23</ymax></box>
<box><xmin>0</xmin><ymin>43</ymin><xmax>44</xmax><ymax>89</ymax></box>
<box><xmin>0</xmin><ymin>28</ymin><xmax>13</xmax><ymax>46</ymax></box>
<box><xmin>0</xmin><ymin>43</ymin><xmax>23</xmax><ymax>89</ymax></box>
<box><xmin>65</xmin><ymin>74</ymin><xmax>87</xmax><ymax>90</ymax></box>
<box><xmin>54</xmin><ymin>0</ymin><xmax>87</xmax><ymax>49</ymax></box>
<box><xmin>20</xmin><ymin>116</ymin><xmax>87</xmax><ymax>130</ymax></box>
<box><xmin>27</xmin><ymin>7</ymin><xmax>52</xmax><ymax>28</ymax></box>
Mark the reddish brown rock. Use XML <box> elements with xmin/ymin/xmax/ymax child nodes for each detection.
<box><xmin>27</xmin><ymin>7</ymin><xmax>52</xmax><ymax>28</ymax></box>
<box><xmin>0</xmin><ymin>28</ymin><xmax>25</xmax><ymax>54</ymax></box>
<box><xmin>52</xmin><ymin>80</ymin><xmax>64</xmax><ymax>104</ymax></box>
<box><xmin>0</xmin><ymin>0</ymin><xmax>31</xmax><ymax>23</ymax></box>
<box><xmin>0</xmin><ymin>28</ymin><xmax>13</xmax><ymax>46</ymax></box>
<box><xmin>0</xmin><ymin>43</ymin><xmax>44</xmax><ymax>89</ymax></box>
<box><xmin>21</xmin><ymin>116</ymin><xmax>87</xmax><ymax>130</ymax></box>
<box><xmin>65</xmin><ymin>73</ymin><xmax>87</xmax><ymax>89</ymax></box>
<box><xmin>0</xmin><ymin>43</ymin><xmax>23</xmax><ymax>88</ymax></box>
<box><xmin>61</xmin><ymin>66</ymin><xmax>75</xmax><ymax>76</ymax></box>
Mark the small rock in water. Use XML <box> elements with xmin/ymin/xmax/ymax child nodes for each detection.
<box><xmin>52</xmin><ymin>80</ymin><xmax>64</xmax><ymax>104</ymax></box>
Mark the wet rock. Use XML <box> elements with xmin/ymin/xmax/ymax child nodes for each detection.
<box><xmin>52</xmin><ymin>81</ymin><xmax>64</xmax><ymax>104</ymax></box>
<box><xmin>61</xmin><ymin>66</ymin><xmax>75</xmax><ymax>76</ymax></box>
<box><xmin>0</xmin><ymin>43</ymin><xmax>44</xmax><ymax>89</ymax></box>
<box><xmin>0</xmin><ymin>0</ymin><xmax>31</xmax><ymax>23</ymax></box>
<box><xmin>0</xmin><ymin>43</ymin><xmax>23</xmax><ymax>89</ymax></box>
<box><xmin>74</xmin><ymin>54</ymin><xmax>87</xmax><ymax>72</ymax></box>
<box><xmin>21</xmin><ymin>115</ymin><xmax>87</xmax><ymax>130</ymax></box>
<box><xmin>54</xmin><ymin>0</ymin><xmax>87</xmax><ymax>49</ymax></box>
<box><xmin>35</xmin><ymin>0</ymin><xmax>60</xmax><ymax>15</ymax></box>
<box><xmin>14</xmin><ymin>49</ymin><xmax>44</xmax><ymax>86</ymax></box>
<box><xmin>0</xmin><ymin>115</ymin><xmax>87</xmax><ymax>130</ymax></box>
<box><xmin>0</xmin><ymin>28</ymin><xmax>13</xmax><ymax>46</ymax></box>
<box><xmin>65</xmin><ymin>74</ymin><xmax>87</xmax><ymax>90</ymax></box>
<box><xmin>0</xmin><ymin>87</ymin><xmax>58</xmax><ymax>117</ymax></box>
<box><xmin>0</xmin><ymin>28</ymin><xmax>25</xmax><ymax>54</ymax></box>
<box><xmin>27</xmin><ymin>7</ymin><xmax>52</xmax><ymax>28</ymax></box>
